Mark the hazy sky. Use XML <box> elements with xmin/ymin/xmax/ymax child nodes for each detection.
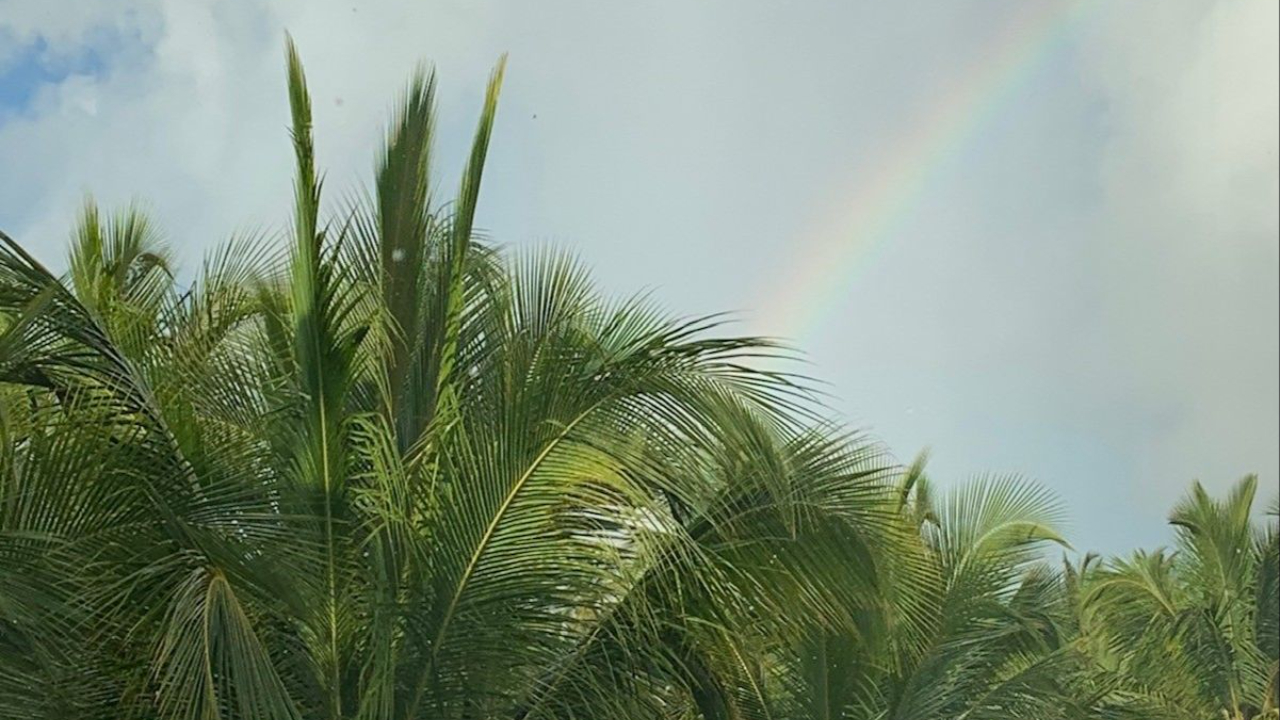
<box><xmin>1</xmin><ymin>0</ymin><xmax>1276</xmax><ymax>553</ymax></box>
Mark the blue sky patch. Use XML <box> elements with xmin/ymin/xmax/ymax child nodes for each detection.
<box><xmin>0</xmin><ymin>35</ymin><xmax>111</xmax><ymax>115</ymax></box>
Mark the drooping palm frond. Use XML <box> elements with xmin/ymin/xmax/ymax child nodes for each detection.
<box><xmin>739</xmin><ymin>459</ymin><xmax>1076</xmax><ymax>720</ymax></box>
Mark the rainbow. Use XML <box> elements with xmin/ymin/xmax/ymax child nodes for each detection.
<box><xmin>761</xmin><ymin>0</ymin><xmax>1096</xmax><ymax>339</ymax></box>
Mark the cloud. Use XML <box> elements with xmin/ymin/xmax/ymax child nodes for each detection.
<box><xmin>0</xmin><ymin>0</ymin><xmax>507</xmax><ymax>267</ymax></box>
<box><xmin>0</xmin><ymin>0</ymin><xmax>1274</xmax><ymax>551</ymax></box>
<box><xmin>1078</xmin><ymin>0</ymin><xmax>1279</xmax><ymax>511</ymax></box>
<box><xmin>0</xmin><ymin>0</ymin><xmax>152</xmax><ymax>69</ymax></box>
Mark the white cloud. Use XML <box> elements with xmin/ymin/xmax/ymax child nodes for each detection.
<box><xmin>0</xmin><ymin>0</ymin><xmax>154</xmax><ymax>68</ymax></box>
<box><xmin>1078</xmin><ymin>0</ymin><xmax>1278</xmax><ymax>510</ymax></box>
<box><xmin>0</xmin><ymin>0</ymin><xmax>1275</xmax><ymax>549</ymax></box>
<box><xmin>0</xmin><ymin>0</ymin><xmax>505</xmax><ymax>267</ymax></box>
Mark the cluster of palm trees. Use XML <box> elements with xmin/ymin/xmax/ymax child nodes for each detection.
<box><xmin>0</xmin><ymin>44</ymin><xmax>1275</xmax><ymax>720</ymax></box>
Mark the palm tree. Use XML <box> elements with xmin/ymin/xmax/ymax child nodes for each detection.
<box><xmin>1070</xmin><ymin>476</ymin><xmax>1280</xmax><ymax>720</ymax></box>
<box><xmin>0</xmin><ymin>41</ymin><xmax>899</xmax><ymax>720</ymax></box>
<box><xmin>710</xmin><ymin>454</ymin><xmax>1080</xmax><ymax>720</ymax></box>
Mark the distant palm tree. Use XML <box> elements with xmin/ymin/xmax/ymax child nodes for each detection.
<box><xmin>0</xmin><ymin>41</ymin><xmax>897</xmax><ymax>720</ymax></box>
<box><xmin>1070</xmin><ymin>476</ymin><xmax>1279</xmax><ymax>720</ymax></box>
<box><xmin>737</xmin><ymin>455</ymin><xmax>1079</xmax><ymax>720</ymax></box>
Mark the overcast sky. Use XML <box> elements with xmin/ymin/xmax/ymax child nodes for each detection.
<box><xmin>1</xmin><ymin>0</ymin><xmax>1276</xmax><ymax>553</ymax></box>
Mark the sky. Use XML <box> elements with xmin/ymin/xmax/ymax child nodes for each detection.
<box><xmin>0</xmin><ymin>0</ymin><xmax>1276</xmax><ymax>553</ymax></box>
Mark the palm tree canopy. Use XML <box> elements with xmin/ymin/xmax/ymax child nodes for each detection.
<box><xmin>0</xmin><ymin>41</ymin><xmax>898</xmax><ymax>720</ymax></box>
<box><xmin>0</xmin><ymin>41</ymin><xmax>1275</xmax><ymax>720</ymax></box>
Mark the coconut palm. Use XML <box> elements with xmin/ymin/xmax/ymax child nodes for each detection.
<box><xmin>0</xmin><ymin>41</ymin><xmax>901</xmax><ymax>720</ymax></box>
<box><xmin>1070</xmin><ymin>476</ymin><xmax>1280</xmax><ymax>720</ymax></box>
<box><xmin>707</xmin><ymin>454</ymin><xmax>1080</xmax><ymax>720</ymax></box>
